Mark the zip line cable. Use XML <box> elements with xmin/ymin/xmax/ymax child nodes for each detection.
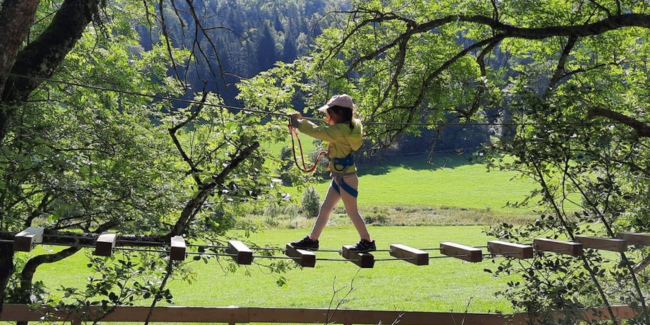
<box><xmin>3</xmin><ymin>72</ymin><xmax>624</xmax><ymax>128</ymax></box>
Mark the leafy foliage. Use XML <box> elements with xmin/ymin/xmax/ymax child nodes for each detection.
<box><xmin>240</xmin><ymin>0</ymin><xmax>650</xmax><ymax>323</ymax></box>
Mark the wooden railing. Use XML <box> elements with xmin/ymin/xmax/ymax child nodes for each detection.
<box><xmin>0</xmin><ymin>304</ymin><xmax>637</xmax><ymax>325</ymax></box>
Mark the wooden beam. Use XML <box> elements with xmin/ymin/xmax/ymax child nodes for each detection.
<box><xmin>0</xmin><ymin>304</ymin><xmax>638</xmax><ymax>324</ymax></box>
<box><xmin>285</xmin><ymin>244</ymin><xmax>316</xmax><ymax>267</ymax></box>
<box><xmin>94</xmin><ymin>232</ymin><xmax>117</xmax><ymax>256</ymax></box>
<box><xmin>439</xmin><ymin>242</ymin><xmax>482</xmax><ymax>262</ymax></box>
<box><xmin>170</xmin><ymin>236</ymin><xmax>186</xmax><ymax>261</ymax></box>
<box><xmin>226</xmin><ymin>240</ymin><xmax>253</xmax><ymax>265</ymax></box>
<box><xmin>13</xmin><ymin>227</ymin><xmax>44</xmax><ymax>252</ymax></box>
<box><xmin>575</xmin><ymin>236</ymin><xmax>627</xmax><ymax>253</ymax></box>
<box><xmin>389</xmin><ymin>244</ymin><xmax>429</xmax><ymax>265</ymax></box>
<box><xmin>487</xmin><ymin>241</ymin><xmax>533</xmax><ymax>259</ymax></box>
<box><xmin>617</xmin><ymin>232</ymin><xmax>650</xmax><ymax>246</ymax></box>
<box><xmin>533</xmin><ymin>238</ymin><xmax>583</xmax><ymax>256</ymax></box>
<box><xmin>341</xmin><ymin>245</ymin><xmax>374</xmax><ymax>268</ymax></box>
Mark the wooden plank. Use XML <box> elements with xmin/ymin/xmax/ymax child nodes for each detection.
<box><xmin>534</xmin><ymin>238</ymin><xmax>583</xmax><ymax>256</ymax></box>
<box><xmin>285</xmin><ymin>244</ymin><xmax>316</xmax><ymax>267</ymax></box>
<box><xmin>575</xmin><ymin>236</ymin><xmax>627</xmax><ymax>253</ymax></box>
<box><xmin>170</xmin><ymin>236</ymin><xmax>186</xmax><ymax>261</ymax></box>
<box><xmin>389</xmin><ymin>244</ymin><xmax>429</xmax><ymax>265</ymax></box>
<box><xmin>226</xmin><ymin>240</ymin><xmax>253</xmax><ymax>265</ymax></box>
<box><xmin>439</xmin><ymin>242</ymin><xmax>482</xmax><ymax>262</ymax></box>
<box><xmin>0</xmin><ymin>304</ymin><xmax>637</xmax><ymax>324</ymax></box>
<box><xmin>94</xmin><ymin>232</ymin><xmax>117</xmax><ymax>256</ymax></box>
<box><xmin>617</xmin><ymin>232</ymin><xmax>650</xmax><ymax>246</ymax></box>
<box><xmin>487</xmin><ymin>240</ymin><xmax>533</xmax><ymax>259</ymax></box>
<box><xmin>341</xmin><ymin>245</ymin><xmax>374</xmax><ymax>268</ymax></box>
<box><xmin>13</xmin><ymin>227</ymin><xmax>44</xmax><ymax>252</ymax></box>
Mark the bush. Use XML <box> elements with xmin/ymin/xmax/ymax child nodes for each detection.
<box><xmin>363</xmin><ymin>206</ymin><xmax>389</xmax><ymax>224</ymax></box>
<box><xmin>301</xmin><ymin>186</ymin><xmax>321</xmax><ymax>218</ymax></box>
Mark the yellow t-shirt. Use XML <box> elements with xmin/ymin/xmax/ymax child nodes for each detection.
<box><xmin>295</xmin><ymin>119</ymin><xmax>363</xmax><ymax>174</ymax></box>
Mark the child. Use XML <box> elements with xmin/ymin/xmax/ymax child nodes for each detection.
<box><xmin>289</xmin><ymin>94</ymin><xmax>375</xmax><ymax>252</ymax></box>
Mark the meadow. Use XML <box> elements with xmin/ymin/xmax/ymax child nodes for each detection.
<box><xmin>304</xmin><ymin>154</ymin><xmax>537</xmax><ymax>213</ymax></box>
<box><xmin>33</xmin><ymin>226</ymin><xmax>515</xmax><ymax>313</ymax></box>
<box><xmin>274</xmin><ymin>138</ymin><xmax>543</xmax><ymax>230</ymax></box>
<box><xmin>25</xmin><ymin>149</ymin><xmax>542</xmax><ymax>321</ymax></box>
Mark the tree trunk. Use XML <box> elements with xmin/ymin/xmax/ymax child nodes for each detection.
<box><xmin>0</xmin><ymin>0</ymin><xmax>41</xmax><ymax>93</ymax></box>
<box><xmin>0</xmin><ymin>0</ymin><xmax>42</xmax><ymax>143</ymax></box>
<box><xmin>0</xmin><ymin>0</ymin><xmax>100</xmax><ymax>146</ymax></box>
<box><xmin>16</xmin><ymin>246</ymin><xmax>80</xmax><ymax>325</ymax></box>
<box><xmin>0</xmin><ymin>242</ymin><xmax>15</xmax><ymax>317</ymax></box>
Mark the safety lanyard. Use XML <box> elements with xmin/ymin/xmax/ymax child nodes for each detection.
<box><xmin>288</xmin><ymin>119</ymin><xmax>327</xmax><ymax>173</ymax></box>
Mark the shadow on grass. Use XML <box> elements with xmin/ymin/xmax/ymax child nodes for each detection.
<box><xmin>358</xmin><ymin>153</ymin><xmax>485</xmax><ymax>176</ymax></box>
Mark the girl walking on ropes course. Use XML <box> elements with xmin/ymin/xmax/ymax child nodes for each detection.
<box><xmin>288</xmin><ymin>94</ymin><xmax>375</xmax><ymax>252</ymax></box>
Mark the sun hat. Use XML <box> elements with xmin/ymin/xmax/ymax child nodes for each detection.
<box><xmin>317</xmin><ymin>94</ymin><xmax>355</xmax><ymax>112</ymax></box>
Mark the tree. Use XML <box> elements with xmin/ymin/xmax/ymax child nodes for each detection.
<box><xmin>257</xmin><ymin>24</ymin><xmax>278</xmax><ymax>72</ymax></box>
<box><xmin>0</xmin><ymin>0</ymin><xmax>292</xmax><ymax>318</ymax></box>
<box><xmin>242</xmin><ymin>1</ymin><xmax>650</xmax><ymax>323</ymax></box>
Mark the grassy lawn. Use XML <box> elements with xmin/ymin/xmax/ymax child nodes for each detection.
<box><xmin>32</xmin><ymin>226</ymin><xmax>514</xmax><ymax>314</ymax></box>
<box><xmin>286</xmin><ymin>154</ymin><xmax>540</xmax><ymax>214</ymax></box>
<box><xmin>20</xmin><ymin>143</ymin><xmax>543</xmax><ymax>324</ymax></box>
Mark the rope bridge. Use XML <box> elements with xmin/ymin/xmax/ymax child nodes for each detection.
<box><xmin>3</xmin><ymin>227</ymin><xmax>649</xmax><ymax>268</ymax></box>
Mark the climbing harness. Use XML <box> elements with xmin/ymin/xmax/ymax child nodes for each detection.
<box><xmin>289</xmin><ymin>118</ymin><xmax>327</xmax><ymax>173</ymax></box>
<box><xmin>331</xmin><ymin>154</ymin><xmax>354</xmax><ymax>172</ymax></box>
<box><xmin>331</xmin><ymin>176</ymin><xmax>358</xmax><ymax>198</ymax></box>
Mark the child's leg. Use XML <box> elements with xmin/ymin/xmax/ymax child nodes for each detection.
<box><xmin>309</xmin><ymin>182</ymin><xmax>341</xmax><ymax>240</ymax></box>
<box><xmin>339</xmin><ymin>174</ymin><xmax>371</xmax><ymax>241</ymax></box>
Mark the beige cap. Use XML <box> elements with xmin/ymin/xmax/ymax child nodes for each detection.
<box><xmin>317</xmin><ymin>94</ymin><xmax>354</xmax><ymax>112</ymax></box>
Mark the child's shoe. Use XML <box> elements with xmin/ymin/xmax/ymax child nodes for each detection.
<box><xmin>289</xmin><ymin>236</ymin><xmax>319</xmax><ymax>251</ymax></box>
<box><xmin>349</xmin><ymin>239</ymin><xmax>376</xmax><ymax>252</ymax></box>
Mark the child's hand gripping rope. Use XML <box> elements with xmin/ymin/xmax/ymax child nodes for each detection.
<box><xmin>288</xmin><ymin>114</ymin><xmax>327</xmax><ymax>173</ymax></box>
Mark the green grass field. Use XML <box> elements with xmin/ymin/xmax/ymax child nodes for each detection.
<box><xmin>19</xmin><ymin>145</ymin><xmax>545</xmax><ymax>323</ymax></box>
<box><xmin>32</xmin><ymin>226</ymin><xmax>514</xmax><ymax>314</ymax></box>
<box><xmin>286</xmin><ymin>154</ymin><xmax>539</xmax><ymax>214</ymax></box>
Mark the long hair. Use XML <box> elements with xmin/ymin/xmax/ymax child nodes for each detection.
<box><xmin>327</xmin><ymin>105</ymin><xmax>355</xmax><ymax>130</ymax></box>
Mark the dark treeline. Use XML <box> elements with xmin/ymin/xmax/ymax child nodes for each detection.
<box><xmin>142</xmin><ymin>0</ymin><xmax>346</xmax><ymax>104</ymax></box>
<box><xmin>142</xmin><ymin>0</ymin><xmax>505</xmax><ymax>158</ymax></box>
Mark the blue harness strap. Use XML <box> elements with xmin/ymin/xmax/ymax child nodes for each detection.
<box><xmin>331</xmin><ymin>177</ymin><xmax>358</xmax><ymax>198</ymax></box>
<box><xmin>332</xmin><ymin>154</ymin><xmax>354</xmax><ymax>172</ymax></box>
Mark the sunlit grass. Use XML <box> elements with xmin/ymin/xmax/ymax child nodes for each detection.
<box><xmin>32</xmin><ymin>226</ymin><xmax>515</xmax><ymax>315</ymax></box>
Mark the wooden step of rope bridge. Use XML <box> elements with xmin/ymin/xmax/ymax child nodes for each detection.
<box><xmin>5</xmin><ymin>227</ymin><xmax>650</xmax><ymax>268</ymax></box>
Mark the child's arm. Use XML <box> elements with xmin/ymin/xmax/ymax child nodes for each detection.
<box><xmin>291</xmin><ymin>116</ymin><xmax>339</xmax><ymax>142</ymax></box>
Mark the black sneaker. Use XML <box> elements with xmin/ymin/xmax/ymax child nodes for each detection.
<box><xmin>349</xmin><ymin>239</ymin><xmax>376</xmax><ymax>252</ymax></box>
<box><xmin>289</xmin><ymin>236</ymin><xmax>319</xmax><ymax>251</ymax></box>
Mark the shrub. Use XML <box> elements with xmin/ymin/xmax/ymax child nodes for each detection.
<box><xmin>363</xmin><ymin>206</ymin><xmax>389</xmax><ymax>224</ymax></box>
<box><xmin>301</xmin><ymin>186</ymin><xmax>321</xmax><ymax>218</ymax></box>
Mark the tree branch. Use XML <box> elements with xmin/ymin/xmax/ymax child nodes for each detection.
<box><xmin>531</xmin><ymin>161</ymin><xmax>619</xmax><ymax>325</ymax></box>
<box><xmin>587</xmin><ymin>108</ymin><xmax>650</xmax><ymax>138</ymax></box>
<box><xmin>461</xmin><ymin>37</ymin><xmax>503</xmax><ymax>119</ymax></box>
<box><xmin>168</xmin><ymin>90</ymin><xmax>209</xmax><ymax>184</ymax></box>
<box><xmin>546</xmin><ymin>35</ymin><xmax>578</xmax><ymax>95</ymax></box>
<box><xmin>414</xmin><ymin>34</ymin><xmax>507</xmax><ymax>115</ymax></box>
<box><xmin>168</xmin><ymin>141</ymin><xmax>260</xmax><ymax>238</ymax></box>
<box><xmin>143</xmin><ymin>260</ymin><xmax>173</xmax><ymax>325</ymax></box>
<box><xmin>588</xmin><ymin>0</ymin><xmax>612</xmax><ymax>16</ymax></box>
<box><xmin>490</xmin><ymin>0</ymin><xmax>499</xmax><ymax>22</ymax></box>
<box><xmin>158</xmin><ymin>0</ymin><xmax>183</xmax><ymax>82</ymax></box>
<box><xmin>335</xmin><ymin>12</ymin><xmax>650</xmax><ymax>78</ymax></box>
<box><xmin>184</xmin><ymin>0</ymin><xmax>227</xmax><ymax>95</ymax></box>
<box><xmin>634</xmin><ymin>255</ymin><xmax>650</xmax><ymax>274</ymax></box>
